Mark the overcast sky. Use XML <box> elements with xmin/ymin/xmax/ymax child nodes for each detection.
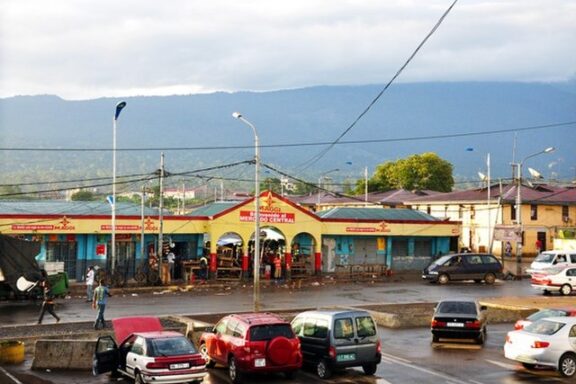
<box><xmin>1</xmin><ymin>0</ymin><xmax>574</xmax><ymax>100</ymax></box>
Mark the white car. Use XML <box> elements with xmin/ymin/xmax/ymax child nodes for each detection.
<box><xmin>504</xmin><ymin>316</ymin><xmax>576</xmax><ymax>377</ymax></box>
<box><xmin>93</xmin><ymin>316</ymin><xmax>207</xmax><ymax>384</ymax></box>
<box><xmin>531</xmin><ymin>266</ymin><xmax>576</xmax><ymax>296</ymax></box>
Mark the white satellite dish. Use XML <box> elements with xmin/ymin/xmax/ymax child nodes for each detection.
<box><xmin>528</xmin><ymin>167</ymin><xmax>542</xmax><ymax>179</ymax></box>
<box><xmin>16</xmin><ymin>276</ymin><xmax>38</xmax><ymax>292</ymax></box>
<box><xmin>477</xmin><ymin>172</ymin><xmax>487</xmax><ymax>181</ymax></box>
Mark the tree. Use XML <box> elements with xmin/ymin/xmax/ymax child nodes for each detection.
<box><xmin>70</xmin><ymin>190</ymin><xmax>97</xmax><ymax>201</ymax></box>
<box><xmin>260</xmin><ymin>177</ymin><xmax>282</xmax><ymax>194</ymax></box>
<box><xmin>355</xmin><ymin>152</ymin><xmax>454</xmax><ymax>193</ymax></box>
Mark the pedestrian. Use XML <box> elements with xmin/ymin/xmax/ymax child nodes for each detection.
<box><xmin>535</xmin><ymin>239</ymin><xmax>542</xmax><ymax>254</ymax></box>
<box><xmin>273</xmin><ymin>254</ymin><xmax>282</xmax><ymax>279</ymax></box>
<box><xmin>92</xmin><ymin>279</ymin><xmax>112</xmax><ymax>330</ymax></box>
<box><xmin>85</xmin><ymin>265</ymin><xmax>95</xmax><ymax>302</ymax></box>
<box><xmin>167</xmin><ymin>250</ymin><xmax>176</xmax><ymax>281</ymax></box>
<box><xmin>199</xmin><ymin>255</ymin><xmax>208</xmax><ymax>282</ymax></box>
<box><xmin>37</xmin><ymin>270</ymin><xmax>60</xmax><ymax>324</ymax></box>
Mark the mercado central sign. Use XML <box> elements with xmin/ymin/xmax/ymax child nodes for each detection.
<box><xmin>238</xmin><ymin>193</ymin><xmax>296</xmax><ymax>223</ymax></box>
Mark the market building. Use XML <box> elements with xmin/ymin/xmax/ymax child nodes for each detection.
<box><xmin>0</xmin><ymin>191</ymin><xmax>459</xmax><ymax>283</ymax></box>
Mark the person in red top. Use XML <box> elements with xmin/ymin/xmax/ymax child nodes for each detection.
<box><xmin>273</xmin><ymin>255</ymin><xmax>282</xmax><ymax>279</ymax></box>
<box><xmin>535</xmin><ymin>239</ymin><xmax>543</xmax><ymax>254</ymax></box>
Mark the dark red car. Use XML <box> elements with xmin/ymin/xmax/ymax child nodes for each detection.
<box><xmin>199</xmin><ymin>312</ymin><xmax>302</xmax><ymax>383</ymax></box>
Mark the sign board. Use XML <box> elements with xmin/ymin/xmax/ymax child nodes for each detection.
<box><xmin>493</xmin><ymin>225</ymin><xmax>522</xmax><ymax>242</ymax></box>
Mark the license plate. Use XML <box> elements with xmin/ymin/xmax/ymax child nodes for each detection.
<box><xmin>170</xmin><ymin>363</ymin><xmax>190</xmax><ymax>370</ymax></box>
<box><xmin>336</xmin><ymin>353</ymin><xmax>356</xmax><ymax>362</ymax></box>
<box><xmin>447</xmin><ymin>322</ymin><xmax>464</xmax><ymax>327</ymax></box>
<box><xmin>254</xmin><ymin>358</ymin><xmax>266</xmax><ymax>367</ymax></box>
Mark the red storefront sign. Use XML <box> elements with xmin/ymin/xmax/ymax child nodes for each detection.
<box><xmin>96</xmin><ymin>243</ymin><xmax>107</xmax><ymax>256</ymax></box>
<box><xmin>100</xmin><ymin>224</ymin><xmax>141</xmax><ymax>231</ymax></box>
<box><xmin>239</xmin><ymin>210</ymin><xmax>295</xmax><ymax>224</ymax></box>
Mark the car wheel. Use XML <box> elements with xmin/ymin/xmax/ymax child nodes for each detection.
<box><xmin>316</xmin><ymin>359</ymin><xmax>332</xmax><ymax>379</ymax></box>
<box><xmin>484</xmin><ymin>273</ymin><xmax>496</xmax><ymax>285</ymax></box>
<box><xmin>522</xmin><ymin>362</ymin><xmax>536</xmax><ymax>370</ymax></box>
<box><xmin>438</xmin><ymin>274</ymin><xmax>450</xmax><ymax>285</ymax></box>
<box><xmin>199</xmin><ymin>343</ymin><xmax>215</xmax><ymax>368</ymax></box>
<box><xmin>432</xmin><ymin>334</ymin><xmax>440</xmax><ymax>343</ymax></box>
<box><xmin>135</xmin><ymin>371</ymin><xmax>145</xmax><ymax>384</ymax></box>
<box><xmin>229</xmin><ymin>356</ymin><xmax>244</xmax><ymax>384</ymax></box>
<box><xmin>543</xmin><ymin>290</ymin><xmax>551</xmax><ymax>296</ymax></box>
<box><xmin>560</xmin><ymin>284</ymin><xmax>572</xmax><ymax>296</ymax></box>
<box><xmin>560</xmin><ymin>353</ymin><xmax>576</xmax><ymax>377</ymax></box>
<box><xmin>362</xmin><ymin>363</ymin><xmax>377</xmax><ymax>375</ymax></box>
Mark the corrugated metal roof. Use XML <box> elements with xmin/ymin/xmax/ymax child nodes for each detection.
<box><xmin>0</xmin><ymin>200</ymin><xmax>162</xmax><ymax>216</ymax></box>
<box><xmin>316</xmin><ymin>207</ymin><xmax>439</xmax><ymax>221</ymax></box>
<box><xmin>189</xmin><ymin>202</ymin><xmax>239</xmax><ymax>217</ymax></box>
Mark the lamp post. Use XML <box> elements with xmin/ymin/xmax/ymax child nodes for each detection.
<box><xmin>317</xmin><ymin>168</ymin><xmax>339</xmax><ymax>206</ymax></box>
<box><xmin>111</xmin><ymin>101</ymin><xmax>126</xmax><ymax>274</ymax></box>
<box><xmin>232</xmin><ymin>112</ymin><xmax>261</xmax><ymax>312</ymax></box>
<box><xmin>513</xmin><ymin>146</ymin><xmax>555</xmax><ymax>278</ymax></box>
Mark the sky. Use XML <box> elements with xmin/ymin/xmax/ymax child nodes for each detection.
<box><xmin>1</xmin><ymin>0</ymin><xmax>575</xmax><ymax>100</ymax></box>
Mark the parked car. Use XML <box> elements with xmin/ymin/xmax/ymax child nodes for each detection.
<box><xmin>527</xmin><ymin>250</ymin><xmax>576</xmax><ymax>274</ymax></box>
<box><xmin>92</xmin><ymin>316</ymin><xmax>207</xmax><ymax>384</ymax></box>
<box><xmin>422</xmin><ymin>253</ymin><xmax>503</xmax><ymax>285</ymax></box>
<box><xmin>530</xmin><ymin>266</ymin><xmax>576</xmax><ymax>296</ymax></box>
<box><xmin>290</xmin><ymin>309</ymin><xmax>381</xmax><ymax>379</ymax></box>
<box><xmin>514</xmin><ymin>307</ymin><xmax>576</xmax><ymax>330</ymax></box>
<box><xmin>199</xmin><ymin>312</ymin><xmax>302</xmax><ymax>384</ymax></box>
<box><xmin>430</xmin><ymin>299</ymin><xmax>487</xmax><ymax>344</ymax></box>
<box><xmin>504</xmin><ymin>316</ymin><xmax>576</xmax><ymax>377</ymax></box>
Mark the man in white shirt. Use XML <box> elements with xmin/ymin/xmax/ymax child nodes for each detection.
<box><xmin>167</xmin><ymin>251</ymin><xmax>176</xmax><ymax>282</ymax></box>
<box><xmin>85</xmin><ymin>266</ymin><xmax>95</xmax><ymax>302</ymax></box>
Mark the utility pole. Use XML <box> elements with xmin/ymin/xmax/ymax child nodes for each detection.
<box><xmin>157</xmin><ymin>153</ymin><xmax>165</xmax><ymax>284</ymax></box>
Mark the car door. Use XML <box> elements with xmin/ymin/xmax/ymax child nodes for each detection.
<box><xmin>211</xmin><ymin>318</ymin><xmax>229</xmax><ymax>364</ymax></box>
<box><xmin>125</xmin><ymin>336</ymin><xmax>145</xmax><ymax>377</ymax></box>
<box><xmin>566</xmin><ymin>268</ymin><xmax>576</xmax><ymax>288</ymax></box>
<box><xmin>93</xmin><ymin>335</ymin><xmax>119</xmax><ymax>375</ymax></box>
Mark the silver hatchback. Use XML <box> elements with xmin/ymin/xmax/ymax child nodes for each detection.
<box><xmin>291</xmin><ymin>309</ymin><xmax>381</xmax><ymax>379</ymax></box>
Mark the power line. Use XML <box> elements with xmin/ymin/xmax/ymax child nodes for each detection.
<box><xmin>297</xmin><ymin>0</ymin><xmax>459</xmax><ymax>169</ymax></box>
<box><xmin>0</xmin><ymin>120</ymin><xmax>572</xmax><ymax>152</ymax></box>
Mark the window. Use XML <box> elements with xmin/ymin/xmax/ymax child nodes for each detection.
<box><xmin>511</xmin><ymin>205</ymin><xmax>516</xmax><ymax>221</ymax></box>
<box><xmin>226</xmin><ymin>319</ymin><xmax>239</xmax><ymax>336</ymax></box>
<box><xmin>250</xmin><ymin>324</ymin><xmax>294</xmax><ymax>341</ymax></box>
<box><xmin>215</xmin><ymin>319</ymin><xmax>228</xmax><ymax>335</ymax></box>
<box><xmin>562</xmin><ymin>206</ymin><xmax>569</xmax><ymax>220</ymax></box>
<box><xmin>570</xmin><ymin>325</ymin><xmax>576</xmax><ymax>338</ymax></box>
<box><xmin>566</xmin><ymin>269</ymin><xmax>576</xmax><ymax>277</ymax></box>
<box><xmin>334</xmin><ymin>318</ymin><xmax>354</xmax><ymax>339</ymax></box>
<box><xmin>481</xmin><ymin>255</ymin><xmax>499</xmax><ymax>264</ymax></box>
<box><xmin>302</xmin><ymin>319</ymin><xmax>328</xmax><ymax>339</ymax></box>
<box><xmin>131</xmin><ymin>337</ymin><xmax>145</xmax><ymax>355</ymax></box>
<box><xmin>530</xmin><ymin>204</ymin><xmax>538</xmax><ymax>220</ymax></box>
<box><xmin>149</xmin><ymin>336</ymin><xmax>197</xmax><ymax>357</ymax></box>
<box><xmin>355</xmin><ymin>316</ymin><xmax>377</xmax><ymax>338</ymax></box>
<box><xmin>467</xmin><ymin>255</ymin><xmax>483</xmax><ymax>265</ymax></box>
<box><xmin>291</xmin><ymin>317</ymin><xmax>303</xmax><ymax>335</ymax></box>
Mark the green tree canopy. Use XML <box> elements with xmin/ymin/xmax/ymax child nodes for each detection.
<box><xmin>70</xmin><ymin>190</ymin><xmax>97</xmax><ymax>201</ymax></box>
<box><xmin>354</xmin><ymin>152</ymin><xmax>454</xmax><ymax>193</ymax></box>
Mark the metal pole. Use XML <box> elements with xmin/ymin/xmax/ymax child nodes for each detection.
<box><xmin>487</xmin><ymin>153</ymin><xmax>493</xmax><ymax>253</ymax></box>
<box><xmin>111</xmin><ymin>101</ymin><xmax>126</xmax><ymax>274</ymax></box>
<box><xmin>158</xmin><ymin>153</ymin><xmax>165</xmax><ymax>284</ymax></box>
<box><xmin>233</xmin><ymin>112</ymin><xmax>260</xmax><ymax>312</ymax></box>
<box><xmin>364</xmin><ymin>166</ymin><xmax>368</xmax><ymax>205</ymax></box>
<box><xmin>140</xmin><ymin>185</ymin><xmax>145</xmax><ymax>260</ymax></box>
<box><xmin>515</xmin><ymin>163</ymin><xmax>522</xmax><ymax>279</ymax></box>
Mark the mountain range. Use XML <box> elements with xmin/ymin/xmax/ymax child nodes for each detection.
<box><xmin>1</xmin><ymin>81</ymin><xmax>575</xmax><ymax>193</ymax></box>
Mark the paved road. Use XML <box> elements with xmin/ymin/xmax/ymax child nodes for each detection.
<box><xmin>0</xmin><ymin>278</ymin><xmax>537</xmax><ymax>326</ymax></box>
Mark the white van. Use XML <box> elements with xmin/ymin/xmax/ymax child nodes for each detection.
<box><xmin>528</xmin><ymin>250</ymin><xmax>576</xmax><ymax>273</ymax></box>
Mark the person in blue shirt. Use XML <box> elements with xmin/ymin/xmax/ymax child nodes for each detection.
<box><xmin>92</xmin><ymin>279</ymin><xmax>112</xmax><ymax>330</ymax></box>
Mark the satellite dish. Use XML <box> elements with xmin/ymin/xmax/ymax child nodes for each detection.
<box><xmin>526</xmin><ymin>179</ymin><xmax>534</xmax><ymax>188</ymax></box>
<box><xmin>477</xmin><ymin>172</ymin><xmax>487</xmax><ymax>181</ymax></box>
<box><xmin>528</xmin><ymin>167</ymin><xmax>542</xmax><ymax>179</ymax></box>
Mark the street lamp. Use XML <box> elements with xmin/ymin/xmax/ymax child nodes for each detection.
<box><xmin>317</xmin><ymin>168</ymin><xmax>339</xmax><ymax>206</ymax></box>
<box><xmin>232</xmin><ymin>112</ymin><xmax>261</xmax><ymax>312</ymax></box>
<box><xmin>111</xmin><ymin>101</ymin><xmax>127</xmax><ymax>275</ymax></box>
<box><xmin>514</xmin><ymin>146</ymin><xmax>555</xmax><ymax>278</ymax></box>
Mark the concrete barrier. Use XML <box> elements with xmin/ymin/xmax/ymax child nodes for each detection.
<box><xmin>32</xmin><ymin>339</ymin><xmax>96</xmax><ymax>370</ymax></box>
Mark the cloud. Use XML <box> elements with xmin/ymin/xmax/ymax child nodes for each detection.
<box><xmin>1</xmin><ymin>0</ymin><xmax>575</xmax><ymax>99</ymax></box>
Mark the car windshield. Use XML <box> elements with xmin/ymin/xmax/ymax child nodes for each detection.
<box><xmin>249</xmin><ymin>324</ymin><xmax>294</xmax><ymax>341</ymax></box>
<box><xmin>534</xmin><ymin>253</ymin><xmax>555</xmax><ymax>263</ymax></box>
<box><xmin>437</xmin><ymin>301</ymin><xmax>478</xmax><ymax>315</ymax></box>
<box><xmin>148</xmin><ymin>336</ymin><xmax>197</xmax><ymax>357</ymax></box>
<box><xmin>524</xmin><ymin>319</ymin><xmax>565</xmax><ymax>335</ymax></box>
<box><xmin>432</xmin><ymin>255</ymin><xmax>452</xmax><ymax>266</ymax></box>
<box><xmin>527</xmin><ymin>309</ymin><xmax>568</xmax><ymax>322</ymax></box>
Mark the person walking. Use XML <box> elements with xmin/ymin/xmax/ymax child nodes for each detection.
<box><xmin>85</xmin><ymin>266</ymin><xmax>95</xmax><ymax>302</ymax></box>
<box><xmin>273</xmin><ymin>254</ymin><xmax>282</xmax><ymax>280</ymax></box>
<box><xmin>37</xmin><ymin>270</ymin><xmax>60</xmax><ymax>324</ymax></box>
<box><xmin>92</xmin><ymin>279</ymin><xmax>112</xmax><ymax>330</ymax></box>
<box><xmin>167</xmin><ymin>251</ymin><xmax>176</xmax><ymax>282</ymax></box>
